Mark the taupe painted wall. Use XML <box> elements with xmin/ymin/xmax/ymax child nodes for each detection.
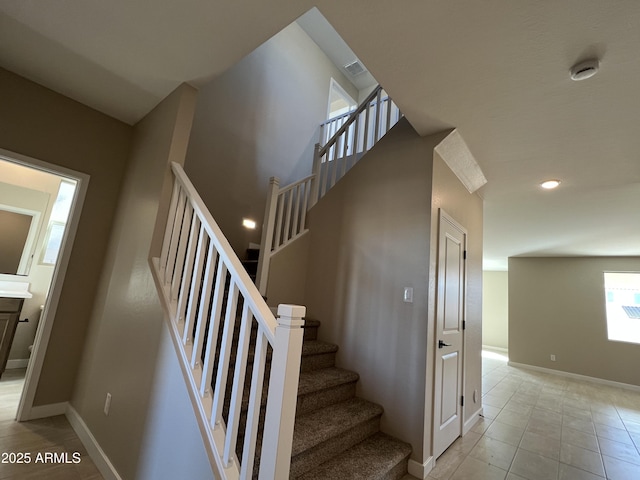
<box><xmin>70</xmin><ymin>84</ymin><xmax>211</xmax><ymax>479</ymax></box>
<box><xmin>482</xmin><ymin>270</ymin><xmax>508</xmax><ymax>349</ymax></box>
<box><xmin>304</xmin><ymin>118</ymin><xmax>450</xmax><ymax>463</ymax></box>
<box><xmin>184</xmin><ymin>22</ymin><xmax>359</xmax><ymax>256</ymax></box>
<box><xmin>0</xmin><ymin>68</ymin><xmax>132</xmax><ymax>405</ymax></box>
<box><xmin>509</xmin><ymin>256</ymin><xmax>640</xmax><ymax>386</ymax></box>
<box><xmin>266</xmin><ymin>232</ymin><xmax>310</xmax><ymax>307</ymax></box>
<box><xmin>427</xmin><ymin>152</ymin><xmax>483</xmax><ymax>460</ymax></box>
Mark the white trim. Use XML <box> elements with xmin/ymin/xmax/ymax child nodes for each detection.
<box><xmin>28</xmin><ymin>401</ymin><xmax>68</xmax><ymax>420</ymax></box>
<box><xmin>66</xmin><ymin>404</ymin><xmax>123</xmax><ymax>480</ymax></box>
<box><xmin>0</xmin><ymin>148</ymin><xmax>91</xmax><ymax>423</ymax></box>
<box><xmin>508</xmin><ymin>361</ymin><xmax>640</xmax><ymax>393</ymax></box>
<box><xmin>482</xmin><ymin>345</ymin><xmax>508</xmax><ymax>354</ymax></box>
<box><xmin>6</xmin><ymin>358</ymin><xmax>29</xmax><ymax>369</ymax></box>
<box><xmin>408</xmin><ymin>456</ymin><xmax>434</xmax><ymax>479</ymax></box>
<box><xmin>327</xmin><ymin>78</ymin><xmax>356</xmax><ymax>119</ymax></box>
<box><xmin>463</xmin><ymin>407</ymin><xmax>483</xmax><ymax>435</ymax></box>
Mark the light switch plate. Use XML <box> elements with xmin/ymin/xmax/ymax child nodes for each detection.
<box><xmin>403</xmin><ymin>287</ymin><xmax>413</xmax><ymax>303</ymax></box>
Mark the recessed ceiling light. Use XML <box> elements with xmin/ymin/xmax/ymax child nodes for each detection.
<box><xmin>540</xmin><ymin>179</ymin><xmax>561</xmax><ymax>190</ymax></box>
<box><xmin>242</xmin><ymin>218</ymin><xmax>256</xmax><ymax>229</ymax></box>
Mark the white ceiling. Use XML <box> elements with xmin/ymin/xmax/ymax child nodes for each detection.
<box><xmin>1</xmin><ymin>0</ymin><xmax>639</xmax><ymax>270</ymax></box>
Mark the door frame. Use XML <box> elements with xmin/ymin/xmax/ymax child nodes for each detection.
<box><xmin>432</xmin><ymin>208</ymin><xmax>467</xmax><ymax>458</ymax></box>
<box><xmin>0</xmin><ymin>147</ymin><xmax>90</xmax><ymax>421</ymax></box>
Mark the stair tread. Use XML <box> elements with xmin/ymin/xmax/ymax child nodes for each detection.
<box><xmin>297</xmin><ymin>367</ymin><xmax>359</xmax><ymax>396</ymax></box>
<box><xmin>297</xmin><ymin>432</ymin><xmax>412</xmax><ymax>480</ymax></box>
<box><xmin>302</xmin><ymin>340</ymin><xmax>338</xmax><ymax>356</ymax></box>
<box><xmin>292</xmin><ymin>397</ymin><xmax>382</xmax><ymax>456</ymax></box>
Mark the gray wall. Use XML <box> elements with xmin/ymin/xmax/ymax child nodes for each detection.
<box><xmin>509</xmin><ymin>257</ymin><xmax>640</xmax><ymax>386</ymax></box>
<box><xmin>482</xmin><ymin>270</ymin><xmax>509</xmax><ymax>350</ymax></box>
<box><xmin>70</xmin><ymin>84</ymin><xmax>211</xmax><ymax>479</ymax></box>
<box><xmin>0</xmin><ymin>68</ymin><xmax>132</xmax><ymax>406</ymax></box>
<box><xmin>184</xmin><ymin>21</ymin><xmax>358</xmax><ymax>256</ymax></box>
<box><xmin>304</xmin><ymin>119</ymin><xmax>452</xmax><ymax>464</ymax></box>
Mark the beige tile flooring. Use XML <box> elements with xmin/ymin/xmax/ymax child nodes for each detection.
<box><xmin>429</xmin><ymin>351</ymin><xmax>640</xmax><ymax>480</ymax></box>
<box><xmin>0</xmin><ymin>369</ymin><xmax>103</xmax><ymax>479</ymax></box>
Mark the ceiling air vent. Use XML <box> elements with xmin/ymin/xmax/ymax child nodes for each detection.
<box><xmin>344</xmin><ymin>60</ymin><xmax>367</xmax><ymax>76</ymax></box>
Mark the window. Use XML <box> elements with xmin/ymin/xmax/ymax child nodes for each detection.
<box><xmin>40</xmin><ymin>180</ymin><xmax>76</xmax><ymax>266</ymax></box>
<box><xmin>603</xmin><ymin>272</ymin><xmax>640</xmax><ymax>344</ymax></box>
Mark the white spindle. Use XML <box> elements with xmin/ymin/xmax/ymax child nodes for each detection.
<box><xmin>363</xmin><ymin>102</ymin><xmax>371</xmax><ymax>153</ymax></box>
<box><xmin>175</xmin><ymin>214</ymin><xmax>201</xmax><ymax>324</ymax></box>
<box><xmin>240</xmin><ymin>327</ymin><xmax>268</xmax><ymax>478</ymax></box>
<box><xmin>223</xmin><ymin>303</ymin><xmax>252</xmax><ymax>467</ymax></box>
<box><xmin>170</xmin><ymin>202</ymin><xmax>193</xmax><ymax>302</ymax></box>
<box><xmin>200</xmin><ymin>260</ymin><xmax>227</xmax><ymax>396</ymax></box>
<box><xmin>182</xmin><ymin>225</ymin><xmax>207</xmax><ymax>345</ymax></box>
<box><xmin>274</xmin><ymin>195</ymin><xmax>284</xmax><ymax>249</ymax></box>
<box><xmin>374</xmin><ymin>88</ymin><xmax>382</xmax><ymax>143</ymax></box>
<box><xmin>191</xmin><ymin>243</ymin><xmax>217</xmax><ymax>368</ymax></box>
<box><xmin>211</xmin><ymin>281</ymin><xmax>239</xmax><ymax>427</ymax></box>
<box><xmin>164</xmin><ymin>189</ymin><xmax>186</xmax><ymax>284</ymax></box>
<box><xmin>283</xmin><ymin>190</ymin><xmax>293</xmax><ymax>244</ymax></box>
<box><xmin>291</xmin><ymin>184</ymin><xmax>301</xmax><ymax>238</ymax></box>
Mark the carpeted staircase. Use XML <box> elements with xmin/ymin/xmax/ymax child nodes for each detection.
<box><xmin>288</xmin><ymin>318</ymin><xmax>413</xmax><ymax>479</ymax></box>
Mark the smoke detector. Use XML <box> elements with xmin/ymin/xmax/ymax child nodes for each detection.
<box><xmin>570</xmin><ymin>59</ymin><xmax>599</xmax><ymax>81</ymax></box>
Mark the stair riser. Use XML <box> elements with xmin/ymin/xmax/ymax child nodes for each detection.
<box><xmin>296</xmin><ymin>382</ymin><xmax>357</xmax><ymax>417</ymax></box>
<box><xmin>300</xmin><ymin>352</ymin><xmax>335</xmax><ymax>372</ymax></box>
<box><xmin>290</xmin><ymin>416</ymin><xmax>380</xmax><ymax>478</ymax></box>
<box><xmin>303</xmin><ymin>326</ymin><xmax>318</xmax><ymax>341</ymax></box>
<box><xmin>384</xmin><ymin>457</ymin><xmax>410</xmax><ymax>480</ymax></box>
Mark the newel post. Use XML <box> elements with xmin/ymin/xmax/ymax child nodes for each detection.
<box><xmin>259</xmin><ymin>304</ymin><xmax>305</xmax><ymax>480</ymax></box>
<box><xmin>309</xmin><ymin>143</ymin><xmax>321</xmax><ymax>208</ymax></box>
<box><xmin>256</xmin><ymin>176</ymin><xmax>280</xmax><ymax>296</ymax></box>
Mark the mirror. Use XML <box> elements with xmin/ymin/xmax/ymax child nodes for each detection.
<box><xmin>0</xmin><ymin>206</ymin><xmax>40</xmax><ymax>276</ymax></box>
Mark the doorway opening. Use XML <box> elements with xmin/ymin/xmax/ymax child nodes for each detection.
<box><xmin>0</xmin><ymin>149</ymin><xmax>87</xmax><ymax>421</ymax></box>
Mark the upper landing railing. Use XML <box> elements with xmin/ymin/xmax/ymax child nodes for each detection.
<box><xmin>151</xmin><ymin>162</ymin><xmax>305</xmax><ymax>480</ymax></box>
<box><xmin>256</xmin><ymin>85</ymin><xmax>400</xmax><ymax>294</ymax></box>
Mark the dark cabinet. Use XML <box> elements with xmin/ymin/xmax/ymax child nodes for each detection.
<box><xmin>0</xmin><ymin>297</ymin><xmax>24</xmax><ymax>378</ymax></box>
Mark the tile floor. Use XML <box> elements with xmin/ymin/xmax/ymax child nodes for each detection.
<box><xmin>428</xmin><ymin>350</ymin><xmax>640</xmax><ymax>480</ymax></box>
<box><xmin>0</xmin><ymin>369</ymin><xmax>103</xmax><ymax>479</ymax></box>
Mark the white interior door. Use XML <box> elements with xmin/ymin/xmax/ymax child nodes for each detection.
<box><xmin>433</xmin><ymin>210</ymin><xmax>466</xmax><ymax>459</ymax></box>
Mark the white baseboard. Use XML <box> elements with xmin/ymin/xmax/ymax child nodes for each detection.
<box><xmin>408</xmin><ymin>456</ymin><xmax>434</xmax><ymax>479</ymax></box>
<box><xmin>463</xmin><ymin>407</ymin><xmax>483</xmax><ymax>435</ymax></box>
<box><xmin>66</xmin><ymin>405</ymin><xmax>122</xmax><ymax>480</ymax></box>
<box><xmin>27</xmin><ymin>401</ymin><xmax>68</xmax><ymax>420</ymax></box>
<box><xmin>6</xmin><ymin>359</ymin><xmax>29</xmax><ymax>369</ymax></box>
<box><xmin>482</xmin><ymin>345</ymin><xmax>508</xmax><ymax>353</ymax></box>
<box><xmin>508</xmin><ymin>361</ymin><xmax>640</xmax><ymax>393</ymax></box>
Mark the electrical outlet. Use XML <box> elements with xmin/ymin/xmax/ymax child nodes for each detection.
<box><xmin>104</xmin><ymin>393</ymin><xmax>112</xmax><ymax>416</ymax></box>
<box><xmin>550</xmin><ymin>354</ymin><xmax>556</xmax><ymax>362</ymax></box>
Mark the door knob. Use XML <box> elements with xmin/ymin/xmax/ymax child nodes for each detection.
<box><xmin>438</xmin><ymin>340</ymin><xmax>451</xmax><ymax>349</ymax></box>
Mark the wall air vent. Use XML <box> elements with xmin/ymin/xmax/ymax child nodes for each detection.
<box><xmin>344</xmin><ymin>60</ymin><xmax>367</xmax><ymax>76</ymax></box>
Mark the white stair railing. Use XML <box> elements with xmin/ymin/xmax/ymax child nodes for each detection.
<box><xmin>256</xmin><ymin>86</ymin><xmax>400</xmax><ymax>295</ymax></box>
<box><xmin>151</xmin><ymin>162</ymin><xmax>305</xmax><ymax>480</ymax></box>
<box><xmin>315</xmin><ymin>85</ymin><xmax>401</xmax><ymax>200</ymax></box>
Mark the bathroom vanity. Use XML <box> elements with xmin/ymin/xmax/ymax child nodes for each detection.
<box><xmin>0</xmin><ymin>282</ymin><xmax>32</xmax><ymax>378</ymax></box>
